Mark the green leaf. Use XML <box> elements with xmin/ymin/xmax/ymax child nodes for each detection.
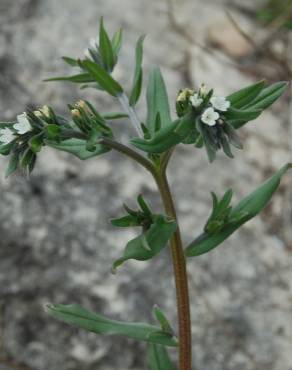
<box><xmin>62</xmin><ymin>56</ymin><xmax>79</xmax><ymax>67</ymax></box>
<box><xmin>113</xmin><ymin>215</ymin><xmax>177</xmax><ymax>270</ymax></box>
<box><xmin>45</xmin><ymin>138</ymin><xmax>110</xmax><ymax>160</ymax></box>
<box><xmin>111</xmin><ymin>214</ymin><xmax>141</xmax><ymax>227</ymax></box>
<box><xmin>99</xmin><ymin>17</ymin><xmax>115</xmax><ymax>72</ymax></box>
<box><xmin>102</xmin><ymin>112</ymin><xmax>129</xmax><ymax>120</ymax></box>
<box><xmin>227</xmin><ymin>80</ymin><xmax>265</xmax><ymax>109</ymax></box>
<box><xmin>45</xmin><ymin>124</ymin><xmax>61</xmax><ymax>140</ymax></box>
<box><xmin>5</xmin><ymin>153</ymin><xmax>19</xmax><ymax>177</ymax></box>
<box><xmin>81</xmin><ymin>60</ymin><xmax>123</xmax><ymax>97</ymax></box>
<box><xmin>153</xmin><ymin>306</ymin><xmax>173</xmax><ymax>335</ymax></box>
<box><xmin>245</xmin><ymin>81</ymin><xmax>288</xmax><ymax>110</ymax></box>
<box><xmin>147</xmin><ymin>343</ymin><xmax>175</xmax><ymax>370</ymax></box>
<box><xmin>29</xmin><ymin>134</ymin><xmax>43</xmax><ymax>153</ymax></box>
<box><xmin>131</xmin><ymin>112</ymin><xmax>195</xmax><ymax>154</ymax></box>
<box><xmin>146</xmin><ymin>67</ymin><xmax>171</xmax><ymax>134</ymax></box>
<box><xmin>129</xmin><ymin>35</ymin><xmax>145</xmax><ymax>106</ymax></box>
<box><xmin>44</xmin><ymin>73</ymin><xmax>94</xmax><ymax>84</ymax></box>
<box><xmin>46</xmin><ymin>304</ymin><xmax>178</xmax><ymax>347</ymax></box>
<box><xmin>225</xmin><ymin>107</ymin><xmax>262</xmax><ymax>123</ymax></box>
<box><xmin>111</xmin><ymin>28</ymin><xmax>123</xmax><ymax>58</ymax></box>
<box><xmin>185</xmin><ymin>163</ymin><xmax>292</xmax><ymax>257</ymax></box>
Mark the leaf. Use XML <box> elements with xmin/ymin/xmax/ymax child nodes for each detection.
<box><xmin>185</xmin><ymin>163</ymin><xmax>292</xmax><ymax>257</ymax></box>
<box><xmin>153</xmin><ymin>306</ymin><xmax>173</xmax><ymax>335</ymax></box>
<box><xmin>146</xmin><ymin>67</ymin><xmax>171</xmax><ymax>134</ymax></box>
<box><xmin>62</xmin><ymin>56</ymin><xmax>79</xmax><ymax>66</ymax></box>
<box><xmin>44</xmin><ymin>73</ymin><xmax>94</xmax><ymax>84</ymax></box>
<box><xmin>81</xmin><ymin>60</ymin><xmax>123</xmax><ymax>97</ymax></box>
<box><xmin>46</xmin><ymin>303</ymin><xmax>178</xmax><ymax>347</ymax></box>
<box><xmin>147</xmin><ymin>343</ymin><xmax>175</xmax><ymax>370</ymax></box>
<box><xmin>99</xmin><ymin>17</ymin><xmax>115</xmax><ymax>72</ymax></box>
<box><xmin>45</xmin><ymin>138</ymin><xmax>110</xmax><ymax>160</ymax></box>
<box><xmin>5</xmin><ymin>153</ymin><xmax>19</xmax><ymax>177</ymax></box>
<box><xmin>225</xmin><ymin>107</ymin><xmax>262</xmax><ymax>123</ymax></box>
<box><xmin>227</xmin><ymin>80</ymin><xmax>265</xmax><ymax>109</ymax></box>
<box><xmin>111</xmin><ymin>28</ymin><xmax>123</xmax><ymax>58</ymax></box>
<box><xmin>129</xmin><ymin>35</ymin><xmax>145</xmax><ymax>106</ymax></box>
<box><xmin>102</xmin><ymin>112</ymin><xmax>129</xmax><ymax>120</ymax></box>
<box><xmin>131</xmin><ymin>112</ymin><xmax>195</xmax><ymax>154</ymax></box>
<box><xmin>245</xmin><ymin>81</ymin><xmax>288</xmax><ymax>110</ymax></box>
<box><xmin>111</xmin><ymin>214</ymin><xmax>141</xmax><ymax>227</ymax></box>
<box><xmin>29</xmin><ymin>134</ymin><xmax>43</xmax><ymax>153</ymax></box>
<box><xmin>113</xmin><ymin>215</ymin><xmax>177</xmax><ymax>270</ymax></box>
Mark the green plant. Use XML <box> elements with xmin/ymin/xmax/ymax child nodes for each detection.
<box><xmin>0</xmin><ymin>18</ymin><xmax>290</xmax><ymax>370</ymax></box>
<box><xmin>258</xmin><ymin>0</ymin><xmax>292</xmax><ymax>29</ymax></box>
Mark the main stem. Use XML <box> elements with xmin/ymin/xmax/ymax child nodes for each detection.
<box><xmin>154</xmin><ymin>170</ymin><xmax>192</xmax><ymax>370</ymax></box>
<box><xmin>101</xmin><ymin>138</ymin><xmax>192</xmax><ymax>369</ymax></box>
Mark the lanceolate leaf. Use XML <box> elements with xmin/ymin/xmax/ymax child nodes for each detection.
<box><xmin>81</xmin><ymin>60</ymin><xmax>123</xmax><ymax>97</ymax></box>
<box><xmin>146</xmin><ymin>67</ymin><xmax>171</xmax><ymax>134</ymax></box>
<box><xmin>129</xmin><ymin>35</ymin><xmax>145</xmax><ymax>106</ymax></box>
<box><xmin>185</xmin><ymin>163</ymin><xmax>292</xmax><ymax>257</ymax></box>
<box><xmin>44</xmin><ymin>73</ymin><xmax>95</xmax><ymax>84</ymax></box>
<box><xmin>147</xmin><ymin>343</ymin><xmax>175</xmax><ymax>370</ymax></box>
<box><xmin>227</xmin><ymin>80</ymin><xmax>265</xmax><ymax>109</ymax></box>
<box><xmin>45</xmin><ymin>138</ymin><xmax>110</xmax><ymax>160</ymax></box>
<box><xmin>113</xmin><ymin>215</ymin><xmax>177</xmax><ymax>270</ymax></box>
<box><xmin>46</xmin><ymin>304</ymin><xmax>178</xmax><ymax>347</ymax></box>
<box><xmin>245</xmin><ymin>81</ymin><xmax>288</xmax><ymax>110</ymax></box>
<box><xmin>99</xmin><ymin>17</ymin><xmax>115</xmax><ymax>72</ymax></box>
<box><xmin>112</xmin><ymin>28</ymin><xmax>123</xmax><ymax>58</ymax></box>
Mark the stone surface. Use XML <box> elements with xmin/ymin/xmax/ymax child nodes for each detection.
<box><xmin>0</xmin><ymin>1</ymin><xmax>292</xmax><ymax>370</ymax></box>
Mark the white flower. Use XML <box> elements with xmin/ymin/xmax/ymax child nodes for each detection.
<box><xmin>0</xmin><ymin>127</ymin><xmax>15</xmax><ymax>144</ymax></box>
<box><xmin>210</xmin><ymin>96</ymin><xmax>230</xmax><ymax>112</ymax></box>
<box><xmin>13</xmin><ymin>113</ymin><xmax>32</xmax><ymax>135</ymax></box>
<box><xmin>201</xmin><ymin>107</ymin><xmax>219</xmax><ymax>126</ymax></box>
<box><xmin>190</xmin><ymin>93</ymin><xmax>203</xmax><ymax>108</ymax></box>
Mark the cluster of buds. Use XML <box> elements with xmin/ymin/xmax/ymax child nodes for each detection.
<box><xmin>176</xmin><ymin>84</ymin><xmax>242</xmax><ymax>161</ymax></box>
<box><xmin>69</xmin><ymin>100</ymin><xmax>113</xmax><ymax>151</ymax></box>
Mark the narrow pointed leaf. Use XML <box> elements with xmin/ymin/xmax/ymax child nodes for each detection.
<box><xmin>227</xmin><ymin>80</ymin><xmax>265</xmax><ymax>109</ymax></box>
<box><xmin>99</xmin><ymin>17</ymin><xmax>115</xmax><ymax>71</ymax></box>
<box><xmin>129</xmin><ymin>35</ymin><xmax>145</xmax><ymax>106</ymax></box>
<box><xmin>46</xmin><ymin>304</ymin><xmax>178</xmax><ymax>347</ymax></box>
<box><xmin>5</xmin><ymin>153</ymin><xmax>19</xmax><ymax>177</ymax></box>
<box><xmin>81</xmin><ymin>60</ymin><xmax>123</xmax><ymax>96</ymax></box>
<box><xmin>112</xmin><ymin>29</ymin><xmax>123</xmax><ymax>57</ymax></box>
<box><xmin>62</xmin><ymin>56</ymin><xmax>79</xmax><ymax>66</ymax></box>
<box><xmin>147</xmin><ymin>343</ymin><xmax>175</xmax><ymax>370</ymax></box>
<box><xmin>185</xmin><ymin>164</ymin><xmax>292</xmax><ymax>257</ymax></box>
<box><xmin>146</xmin><ymin>67</ymin><xmax>171</xmax><ymax>133</ymax></box>
<box><xmin>245</xmin><ymin>81</ymin><xmax>288</xmax><ymax>110</ymax></box>
<box><xmin>45</xmin><ymin>138</ymin><xmax>110</xmax><ymax>160</ymax></box>
<box><xmin>44</xmin><ymin>73</ymin><xmax>94</xmax><ymax>84</ymax></box>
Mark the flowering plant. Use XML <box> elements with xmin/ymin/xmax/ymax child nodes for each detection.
<box><xmin>0</xmin><ymin>18</ymin><xmax>291</xmax><ymax>370</ymax></box>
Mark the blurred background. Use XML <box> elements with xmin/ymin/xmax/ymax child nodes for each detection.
<box><xmin>0</xmin><ymin>0</ymin><xmax>292</xmax><ymax>369</ymax></box>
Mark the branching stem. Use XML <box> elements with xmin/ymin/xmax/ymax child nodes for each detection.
<box><xmin>101</xmin><ymin>137</ymin><xmax>192</xmax><ymax>370</ymax></box>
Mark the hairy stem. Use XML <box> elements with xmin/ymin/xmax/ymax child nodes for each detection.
<box><xmin>117</xmin><ymin>93</ymin><xmax>144</xmax><ymax>137</ymax></box>
<box><xmin>154</xmin><ymin>170</ymin><xmax>192</xmax><ymax>370</ymax></box>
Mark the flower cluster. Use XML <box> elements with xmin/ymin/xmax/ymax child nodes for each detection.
<box><xmin>176</xmin><ymin>84</ymin><xmax>241</xmax><ymax>162</ymax></box>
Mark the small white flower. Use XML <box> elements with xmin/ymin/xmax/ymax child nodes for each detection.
<box><xmin>13</xmin><ymin>113</ymin><xmax>32</xmax><ymax>135</ymax></box>
<box><xmin>210</xmin><ymin>96</ymin><xmax>230</xmax><ymax>112</ymax></box>
<box><xmin>190</xmin><ymin>93</ymin><xmax>203</xmax><ymax>108</ymax></box>
<box><xmin>0</xmin><ymin>127</ymin><xmax>15</xmax><ymax>144</ymax></box>
<box><xmin>201</xmin><ymin>107</ymin><xmax>219</xmax><ymax>126</ymax></box>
